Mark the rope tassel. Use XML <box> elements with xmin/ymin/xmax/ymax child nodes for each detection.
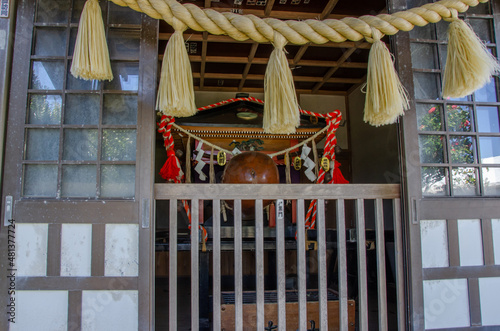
<box><xmin>263</xmin><ymin>32</ymin><xmax>300</xmax><ymax>134</ymax></box>
<box><xmin>156</xmin><ymin>18</ymin><xmax>197</xmax><ymax>117</ymax></box>
<box><xmin>71</xmin><ymin>0</ymin><xmax>113</xmax><ymax>81</ymax></box>
<box><xmin>363</xmin><ymin>29</ymin><xmax>409</xmax><ymax>127</ymax></box>
<box><xmin>442</xmin><ymin>14</ymin><xmax>500</xmax><ymax>99</ymax></box>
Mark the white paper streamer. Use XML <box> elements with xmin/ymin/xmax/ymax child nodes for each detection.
<box><xmin>232</xmin><ymin>147</ymin><xmax>242</xmax><ymax>155</ymax></box>
<box><xmin>195</xmin><ymin>141</ymin><xmax>207</xmax><ymax>181</ymax></box>
<box><xmin>300</xmin><ymin>144</ymin><xmax>316</xmax><ymax>182</ymax></box>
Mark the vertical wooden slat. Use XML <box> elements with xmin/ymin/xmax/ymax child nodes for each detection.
<box><xmin>393</xmin><ymin>198</ymin><xmax>406</xmax><ymax>330</ymax></box>
<box><xmin>375</xmin><ymin>199</ymin><xmax>388</xmax><ymax>331</ymax></box>
<box><xmin>356</xmin><ymin>199</ymin><xmax>368</xmax><ymax>331</ymax></box>
<box><xmin>482</xmin><ymin>219</ymin><xmax>495</xmax><ymax>265</ymax></box>
<box><xmin>296</xmin><ymin>199</ymin><xmax>307</xmax><ymax>331</ymax></box>
<box><xmin>47</xmin><ymin>223</ymin><xmax>61</xmax><ymax>277</ymax></box>
<box><xmin>91</xmin><ymin>223</ymin><xmax>105</xmax><ymax>276</ymax></box>
<box><xmin>276</xmin><ymin>199</ymin><xmax>286</xmax><ymax>330</ymax></box>
<box><xmin>255</xmin><ymin>199</ymin><xmax>265</xmax><ymax>331</ymax></box>
<box><xmin>317</xmin><ymin>199</ymin><xmax>328</xmax><ymax>330</ymax></box>
<box><xmin>213</xmin><ymin>199</ymin><xmax>221</xmax><ymax>331</ymax></box>
<box><xmin>468</xmin><ymin>278</ymin><xmax>482</xmax><ymax>326</ymax></box>
<box><xmin>234</xmin><ymin>199</ymin><xmax>243</xmax><ymax>331</ymax></box>
<box><xmin>169</xmin><ymin>199</ymin><xmax>178</xmax><ymax>331</ymax></box>
<box><xmin>336</xmin><ymin>199</ymin><xmax>348</xmax><ymax>330</ymax></box>
<box><xmin>191</xmin><ymin>199</ymin><xmax>199</xmax><ymax>331</ymax></box>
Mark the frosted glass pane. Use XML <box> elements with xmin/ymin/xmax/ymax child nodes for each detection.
<box><xmin>104</xmin><ymin>62</ymin><xmax>139</xmax><ymax>91</ymax></box>
<box><xmin>35</xmin><ymin>0</ymin><xmax>70</xmax><ymax>23</ymax></box>
<box><xmin>100</xmin><ymin>165</ymin><xmax>135</xmax><ymax>198</ymax></box>
<box><xmin>482</xmin><ymin>167</ymin><xmax>500</xmax><ymax>196</ymax></box>
<box><xmin>479</xmin><ymin>137</ymin><xmax>500</xmax><ymax>164</ymax></box>
<box><xmin>28</xmin><ymin>94</ymin><xmax>62</xmax><ymax>124</ymax></box>
<box><xmin>492</xmin><ymin>219</ymin><xmax>500</xmax><ymax>265</ymax></box>
<box><xmin>417</xmin><ymin>104</ymin><xmax>442</xmax><ymax>131</ymax></box>
<box><xmin>477</xmin><ymin>107</ymin><xmax>499</xmax><ymax>133</ymax></box>
<box><xmin>23</xmin><ymin>165</ymin><xmax>57</xmax><ymax>197</ymax></box>
<box><xmin>411</xmin><ymin>43</ymin><xmax>438</xmax><ymax>69</ymax></box>
<box><xmin>34</xmin><ymin>28</ymin><xmax>66</xmax><ymax>56</ymax></box>
<box><xmin>102</xmin><ymin>129</ymin><xmax>136</xmax><ymax>161</ymax></box>
<box><xmin>25</xmin><ymin>129</ymin><xmax>59</xmax><ymax>161</ymax></box>
<box><xmin>423</xmin><ymin>279</ymin><xmax>470</xmax><ymax>329</ymax></box>
<box><xmin>63</xmin><ymin>129</ymin><xmax>98</xmax><ymax>161</ymax></box>
<box><xmin>64</xmin><ymin>94</ymin><xmax>99</xmax><ymax>125</ymax></box>
<box><xmin>420</xmin><ymin>220</ymin><xmax>449</xmax><ymax>268</ymax></box>
<box><xmin>414</xmin><ymin>72</ymin><xmax>440</xmax><ymax>100</ymax></box>
<box><xmin>479</xmin><ymin>277</ymin><xmax>500</xmax><ymax>325</ymax></box>
<box><xmin>457</xmin><ymin>219</ymin><xmax>484</xmax><ymax>266</ymax></box>
<box><xmin>419</xmin><ymin>135</ymin><xmax>445</xmax><ymax>163</ymax></box>
<box><xmin>469</xmin><ymin>18</ymin><xmax>494</xmax><ymax>43</ymax></box>
<box><xmin>105</xmin><ymin>224</ymin><xmax>139</xmax><ymax>276</ymax></box>
<box><xmin>422</xmin><ymin>167</ymin><xmax>449</xmax><ymax>196</ymax></box>
<box><xmin>61</xmin><ymin>224</ymin><xmax>92</xmax><ymax>276</ymax></box>
<box><xmin>10</xmin><ymin>291</ymin><xmax>68</xmax><ymax>331</ymax></box>
<box><xmin>82</xmin><ymin>291</ymin><xmax>138</xmax><ymax>331</ymax></box>
<box><xmin>71</xmin><ymin>0</ymin><xmax>86</xmax><ymax>24</ymax></box>
<box><xmin>62</xmin><ymin>165</ymin><xmax>96</xmax><ymax>198</ymax></box>
<box><xmin>103</xmin><ymin>95</ymin><xmax>137</xmax><ymax>125</ymax></box>
<box><xmin>109</xmin><ymin>2</ymin><xmax>142</xmax><ymax>24</ymax></box>
<box><xmin>16</xmin><ymin>224</ymin><xmax>48</xmax><ymax>276</ymax></box>
<box><xmin>108</xmin><ymin>29</ymin><xmax>140</xmax><ymax>59</ymax></box>
<box><xmin>452</xmin><ymin>167</ymin><xmax>478</xmax><ymax>196</ymax></box>
<box><xmin>66</xmin><ymin>67</ymin><xmax>100</xmax><ymax>90</ymax></box>
<box><xmin>31</xmin><ymin>61</ymin><xmax>64</xmax><ymax>90</ymax></box>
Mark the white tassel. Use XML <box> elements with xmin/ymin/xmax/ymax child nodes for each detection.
<box><xmin>156</xmin><ymin>18</ymin><xmax>197</xmax><ymax>117</ymax></box>
<box><xmin>363</xmin><ymin>29</ymin><xmax>409</xmax><ymax>126</ymax></box>
<box><xmin>442</xmin><ymin>19</ymin><xmax>500</xmax><ymax>98</ymax></box>
<box><xmin>263</xmin><ymin>32</ymin><xmax>300</xmax><ymax>134</ymax></box>
<box><xmin>71</xmin><ymin>0</ymin><xmax>113</xmax><ymax>81</ymax></box>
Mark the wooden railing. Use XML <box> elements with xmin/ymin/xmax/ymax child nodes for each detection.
<box><xmin>154</xmin><ymin>183</ymin><xmax>404</xmax><ymax>331</ymax></box>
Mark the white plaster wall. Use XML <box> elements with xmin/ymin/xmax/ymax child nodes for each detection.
<box><xmin>10</xmin><ymin>291</ymin><xmax>68</xmax><ymax>331</ymax></box>
<box><xmin>105</xmin><ymin>224</ymin><xmax>139</xmax><ymax>276</ymax></box>
<box><xmin>420</xmin><ymin>220</ymin><xmax>449</xmax><ymax>268</ymax></box>
<box><xmin>61</xmin><ymin>224</ymin><xmax>92</xmax><ymax>276</ymax></box>
<box><xmin>16</xmin><ymin>223</ymin><xmax>48</xmax><ymax>276</ymax></box>
<box><xmin>82</xmin><ymin>290</ymin><xmax>138</xmax><ymax>331</ymax></box>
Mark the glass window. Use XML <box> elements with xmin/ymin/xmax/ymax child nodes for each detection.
<box><xmin>417</xmin><ymin>104</ymin><xmax>442</xmax><ymax>131</ymax></box>
<box><xmin>22</xmin><ymin>0</ymin><xmax>139</xmax><ymax>199</ymax></box>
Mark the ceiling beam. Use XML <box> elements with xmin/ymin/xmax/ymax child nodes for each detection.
<box><xmin>193</xmin><ymin>72</ymin><xmax>363</xmax><ymax>84</ymax></box>
<box><xmin>239</xmin><ymin>42</ymin><xmax>259</xmax><ymax>91</ymax></box>
<box><xmin>199</xmin><ymin>7</ymin><xmax>355</xmax><ymax>20</ymax></box>
<box><xmin>320</xmin><ymin>0</ymin><xmax>341</xmax><ymax>20</ymax></box>
<box><xmin>160</xmin><ymin>33</ymin><xmax>372</xmax><ymax>49</ymax></box>
<box><xmin>200</xmin><ymin>31</ymin><xmax>208</xmax><ymax>89</ymax></box>
<box><xmin>264</xmin><ymin>0</ymin><xmax>276</xmax><ymax>17</ymax></box>
<box><xmin>194</xmin><ymin>86</ymin><xmax>348</xmax><ymax>96</ymax></box>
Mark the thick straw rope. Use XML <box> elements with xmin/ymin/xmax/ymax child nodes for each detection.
<box><xmin>109</xmin><ymin>0</ymin><xmax>488</xmax><ymax>45</ymax></box>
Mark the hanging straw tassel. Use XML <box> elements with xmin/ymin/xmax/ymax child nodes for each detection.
<box><xmin>71</xmin><ymin>0</ymin><xmax>113</xmax><ymax>81</ymax></box>
<box><xmin>442</xmin><ymin>11</ymin><xmax>500</xmax><ymax>99</ymax></box>
<box><xmin>263</xmin><ymin>32</ymin><xmax>300</xmax><ymax>134</ymax></box>
<box><xmin>363</xmin><ymin>29</ymin><xmax>409</xmax><ymax>127</ymax></box>
<box><xmin>156</xmin><ymin>18</ymin><xmax>197</xmax><ymax>117</ymax></box>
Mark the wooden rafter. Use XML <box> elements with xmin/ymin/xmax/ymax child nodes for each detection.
<box><xmin>238</xmin><ymin>43</ymin><xmax>259</xmax><ymax>91</ymax></box>
<box><xmin>193</xmin><ymin>72</ymin><xmax>363</xmax><ymax>84</ymax></box>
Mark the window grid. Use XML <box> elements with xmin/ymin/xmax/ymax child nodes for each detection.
<box><xmin>22</xmin><ymin>0</ymin><xmax>140</xmax><ymax>199</ymax></box>
<box><xmin>412</xmin><ymin>1</ymin><xmax>500</xmax><ymax>197</ymax></box>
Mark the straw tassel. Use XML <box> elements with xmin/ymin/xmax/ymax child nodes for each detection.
<box><xmin>156</xmin><ymin>18</ymin><xmax>197</xmax><ymax>117</ymax></box>
<box><xmin>263</xmin><ymin>32</ymin><xmax>300</xmax><ymax>134</ymax></box>
<box><xmin>71</xmin><ymin>0</ymin><xmax>113</xmax><ymax>81</ymax></box>
<box><xmin>363</xmin><ymin>29</ymin><xmax>409</xmax><ymax>127</ymax></box>
<box><xmin>442</xmin><ymin>13</ymin><xmax>500</xmax><ymax>99</ymax></box>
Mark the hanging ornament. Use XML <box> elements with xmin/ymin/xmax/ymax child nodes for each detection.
<box><xmin>217</xmin><ymin>151</ymin><xmax>227</xmax><ymax>166</ymax></box>
<box><xmin>293</xmin><ymin>156</ymin><xmax>302</xmax><ymax>170</ymax></box>
<box><xmin>321</xmin><ymin>157</ymin><xmax>330</xmax><ymax>172</ymax></box>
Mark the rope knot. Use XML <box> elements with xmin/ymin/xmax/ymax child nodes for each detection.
<box><xmin>443</xmin><ymin>8</ymin><xmax>459</xmax><ymax>22</ymax></box>
<box><xmin>272</xmin><ymin>31</ymin><xmax>287</xmax><ymax>50</ymax></box>
<box><xmin>172</xmin><ymin>17</ymin><xmax>188</xmax><ymax>32</ymax></box>
<box><xmin>366</xmin><ymin>27</ymin><xmax>383</xmax><ymax>44</ymax></box>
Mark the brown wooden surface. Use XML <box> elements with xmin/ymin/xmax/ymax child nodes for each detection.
<box><xmin>220</xmin><ymin>299</ymin><xmax>356</xmax><ymax>330</ymax></box>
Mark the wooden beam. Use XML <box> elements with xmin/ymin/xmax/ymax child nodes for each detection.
<box><xmin>293</xmin><ymin>44</ymin><xmax>309</xmax><ymax>66</ymax></box>
<box><xmin>193</xmin><ymin>72</ymin><xmax>363</xmax><ymax>84</ymax></box>
<box><xmin>159</xmin><ymin>33</ymin><xmax>372</xmax><ymax>49</ymax></box>
<box><xmin>264</xmin><ymin>0</ymin><xmax>275</xmax><ymax>17</ymax></box>
<box><xmin>194</xmin><ymin>86</ymin><xmax>348</xmax><ymax>96</ymax></box>
<box><xmin>239</xmin><ymin>43</ymin><xmax>259</xmax><ymax>91</ymax></box>
<box><xmin>320</xmin><ymin>0</ymin><xmax>340</xmax><ymax>20</ymax></box>
<box><xmin>200</xmin><ymin>31</ymin><xmax>208</xmax><ymax>89</ymax></box>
